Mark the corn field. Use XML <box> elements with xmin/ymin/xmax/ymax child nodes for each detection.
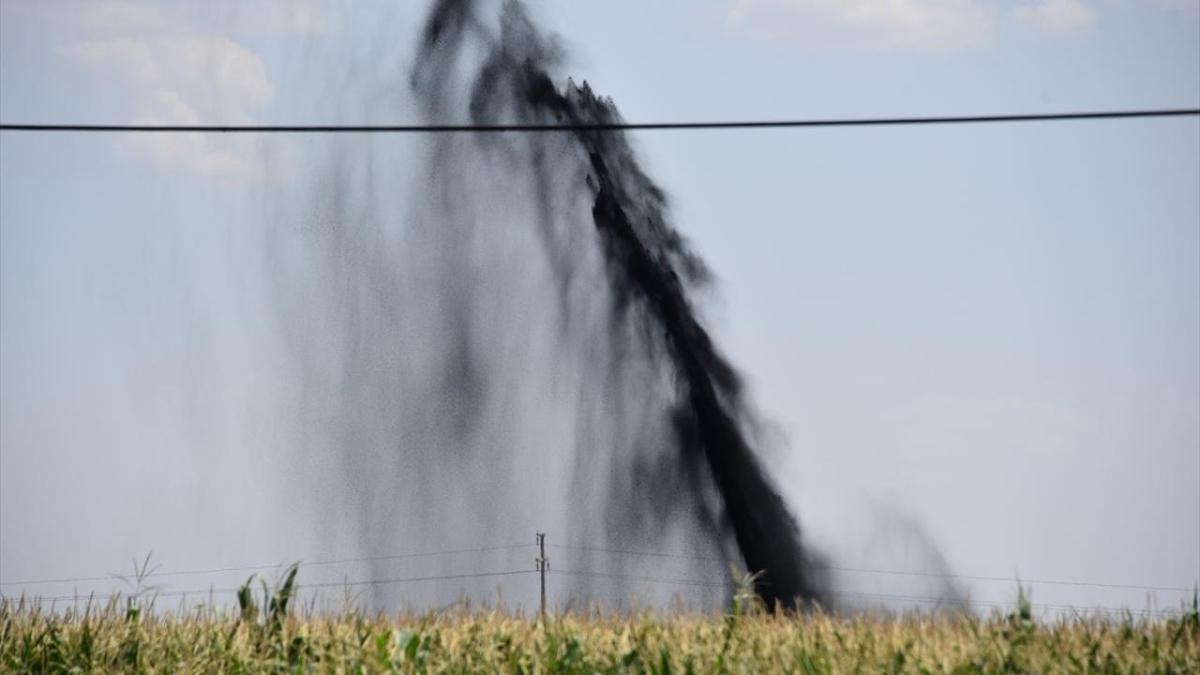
<box><xmin>2</xmin><ymin>576</ymin><xmax>1197</xmax><ymax>674</ymax></box>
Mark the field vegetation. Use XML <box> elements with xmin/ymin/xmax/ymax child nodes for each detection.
<box><xmin>2</xmin><ymin>567</ymin><xmax>1197</xmax><ymax>673</ymax></box>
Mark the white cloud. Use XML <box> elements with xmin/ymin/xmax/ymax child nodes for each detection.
<box><xmin>52</xmin><ymin>0</ymin><xmax>331</xmax><ymax>37</ymax></box>
<box><xmin>241</xmin><ymin>2</ymin><xmax>332</xmax><ymax>37</ymax></box>
<box><xmin>165</xmin><ymin>36</ymin><xmax>275</xmax><ymax>108</ymax></box>
<box><xmin>1145</xmin><ymin>0</ymin><xmax>1200</xmax><ymax>10</ymax></box>
<box><xmin>725</xmin><ymin>0</ymin><xmax>997</xmax><ymax>50</ymax></box>
<box><xmin>74</xmin><ymin>1</ymin><xmax>166</xmax><ymax>31</ymax></box>
<box><xmin>1014</xmin><ymin>0</ymin><xmax>1098</xmax><ymax>34</ymax></box>
<box><xmin>68</xmin><ymin>38</ymin><xmax>161</xmax><ymax>82</ymax></box>
<box><xmin>118</xmin><ymin>91</ymin><xmax>245</xmax><ymax>177</ymax></box>
<box><xmin>64</xmin><ymin>36</ymin><xmax>275</xmax><ymax>178</ymax></box>
<box><xmin>66</xmin><ymin>37</ymin><xmax>274</xmax><ymax>114</ymax></box>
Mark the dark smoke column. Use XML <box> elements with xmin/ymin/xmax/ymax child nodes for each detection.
<box><xmin>413</xmin><ymin>0</ymin><xmax>827</xmax><ymax>609</ymax></box>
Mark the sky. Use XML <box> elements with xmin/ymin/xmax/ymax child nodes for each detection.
<box><xmin>1</xmin><ymin>0</ymin><xmax>1198</xmax><ymax>615</ymax></box>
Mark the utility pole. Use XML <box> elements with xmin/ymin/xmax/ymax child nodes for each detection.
<box><xmin>536</xmin><ymin>532</ymin><xmax>548</xmax><ymax>621</ymax></box>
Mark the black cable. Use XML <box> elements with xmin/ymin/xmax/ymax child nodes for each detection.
<box><xmin>10</xmin><ymin>541</ymin><xmax>1187</xmax><ymax>595</ymax></box>
<box><xmin>548</xmin><ymin>569</ymin><xmax>1187</xmax><ymax>617</ymax></box>
<box><xmin>833</xmin><ymin>590</ymin><xmax>1186</xmax><ymax>617</ymax></box>
<box><xmin>823</xmin><ymin>565</ymin><xmax>1194</xmax><ymax>594</ymax></box>
<box><xmin>0</xmin><ymin>543</ymin><xmax>535</xmax><ymax>587</ymax></box>
<box><xmin>549</xmin><ymin>568</ymin><xmax>730</xmax><ymax>589</ymax></box>
<box><xmin>0</xmin><ymin>108</ymin><xmax>1196</xmax><ymax>133</ymax></box>
<box><xmin>22</xmin><ymin>569</ymin><xmax>538</xmax><ymax>604</ymax></box>
<box><xmin>548</xmin><ymin>544</ymin><xmax>727</xmax><ymax>563</ymax></box>
<box><xmin>547</xmin><ymin>544</ymin><xmax>1194</xmax><ymax>593</ymax></box>
<box><xmin>15</xmin><ymin>568</ymin><xmax>1188</xmax><ymax>617</ymax></box>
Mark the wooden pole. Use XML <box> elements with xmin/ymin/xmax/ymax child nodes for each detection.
<box><xmin>536</xmin><ymin>532</ymin><xmax>547</xmax><ymax>621</ymax></box>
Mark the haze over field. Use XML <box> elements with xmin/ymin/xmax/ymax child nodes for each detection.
<box><xmin>1</xmin><ymin>0</ymin><xmax>1197</xmax><ymax>615</ymax></box>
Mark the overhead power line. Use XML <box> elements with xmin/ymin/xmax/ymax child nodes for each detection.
<box><xmin>15</xmin><ymin>567</ymin><xmax>1188</xmax><ymax>618</ymax></box>
<box><xmin>25</xmin><ymin>569</ymin><xmax>537</xmax><ymax>604</ymax></box>
<box><xmin>0</xmin><ymin>543</ymin><xmax>534</xmax><ymax>587</ymax></box>
<box><xmin>548</xmin><ymin>544</ymin><xmax>726</xmax><ymax>563</ymax></box>
<box><xmin>548</xmin><ymin>570</ymin><xmax>1188</xmax><ymax>618</ymax></box>
<box><xmin>823</xmin><ymin>565</ymin><xmax>1194</xmax><ymax>594</ymax></box>
<box><xmin>5</xmin><ymin>541</ymin><xmax>1192</xmax><ymax>595</ymax></box>
<box><xmin>0</xmin><ymin>108</ymin><xmax>1196</xmax><ymax>134</ymax></box>
<box><xmin>548</xmin><ymin>544</ymin><xmax>1195</xmax><ymax>593</ymax></box>
<box><xmin>550</xmin><ymin>568</ymin><xmax>731</xmax><ymax>589</ymax></box>
<box><xmin>827</xmin><ymin>591</ymin><xmax>1186</xmax><ymax>618</ymax></box>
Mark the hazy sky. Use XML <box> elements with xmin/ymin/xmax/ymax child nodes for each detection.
<box><xmin>1</xmin><ymin>0</ymin><xmax>1198</xmax><ymax>614</ymax></box>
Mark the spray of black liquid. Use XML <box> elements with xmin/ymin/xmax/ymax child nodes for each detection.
<box><xmin>405</xmin><ymin>0</ymin><xmax>827</xmax><ymax>609</ymax></box>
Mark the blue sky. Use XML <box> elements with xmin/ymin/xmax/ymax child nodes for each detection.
<box><xmin>1</xmin><ymin>0</ymin><xmax>1198</xmax><ymax>613</ymax></box>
